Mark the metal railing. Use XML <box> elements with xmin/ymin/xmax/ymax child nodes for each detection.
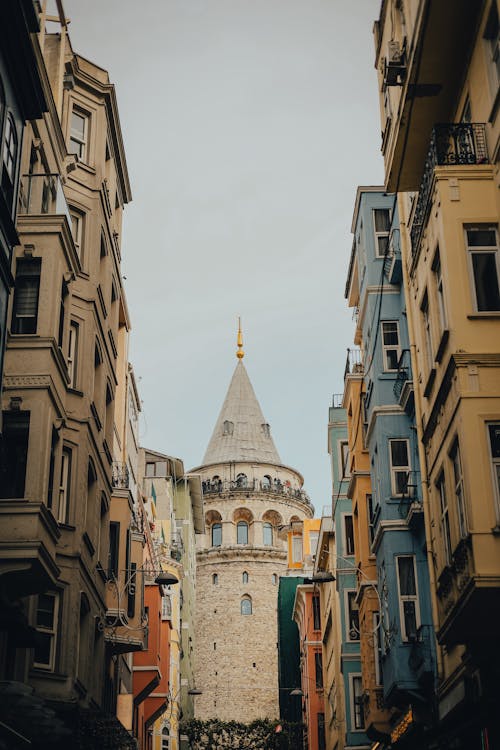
<box><xmin>344</xmin><ymin>348</ymin><xmax>364</xmax><ymax>380</ymax></box>
<box><xmin>202</xmin><ymin>477</ymin><xmax>311</xmax><ymax>505</ymax></box>
<box><xmin>393</xmin><ymin>349</ymin><xmax>412</xmax><ymax>400</ymax></box>
<box><xmin>410</xmin><ymin>123</ymin><xmax>489</xmax><ymax>256</ymax></box>
<box><xmin>331</xmin><ymin>393</ymin><xmax>344</xmax><ymax>408</ymax></box>
<box><xmin>18</xmin><ymin>173</ymin><xmax>72</xmax><ymax>225</ymax></box>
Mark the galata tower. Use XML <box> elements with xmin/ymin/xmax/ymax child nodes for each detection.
<box><xmin>192</xmin><ymin>326</ymin><xmax>314</xmax><ymax>720</ymax></box>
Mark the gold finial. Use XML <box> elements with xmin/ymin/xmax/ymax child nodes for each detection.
<box><xmin>236</xmin><ymin>316</ymin><xmax>244</xmax><ymax>359</ymax></box>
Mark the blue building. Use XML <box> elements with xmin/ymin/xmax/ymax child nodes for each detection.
<box><xmin>319</xmin><ymin>398</ymin><xmax>370</xmax><ymax>748</ymax></box>
<box><xmin>350</xmin><ymin>187</ymin><xmax>436</xmax><ymax>747</ymax></box>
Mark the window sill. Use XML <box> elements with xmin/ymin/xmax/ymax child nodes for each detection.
<box><xmin>74</xmin><ymin>160</ymin><xmax>96</xmax><ymax>176</ymax></box>
<box><xmin>58</xmin><ymin>522</ymin><xmax>76</xmax><ymax>531</ymax></box>
<box><xmin>467</xmin><ymin>312</ymin><xmax>500</xmax><ymax>319</ymax></box>
<box><xmin>29</xmin><ymin>668</ymin><xmax>67</xmax><ymax>681</ymax></box>
<box><xmin>67</xmin><ymin>387</ymin><xmax>84</xmax><ymax>397</ymax></box>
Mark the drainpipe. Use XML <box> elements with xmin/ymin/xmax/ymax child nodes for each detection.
<box><xmin>397</xmin><ymin>194</ymin><xmax>444</xmax><ymax>682</ymax></box>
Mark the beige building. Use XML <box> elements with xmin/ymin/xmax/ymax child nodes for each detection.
<box><xmin>374</xmin><ymin>1</ymin><xmax>500</xmax><ymax>746</ymax></box>
<box><xmin>192</xmin><ymin>336</ymin><xmax>314</xmax><ymax>722</ymax></box>
<box><xmin>0</xmin><ymin>3</ymin><xmax>137</xmax><ymax>747</ymax></box>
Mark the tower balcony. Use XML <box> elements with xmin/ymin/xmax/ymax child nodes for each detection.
<box><xmin>202</xmin><ymin>477</ymin><xmax>311</xmax><ymax>505</ymax></box>
<box><xmin>409</xmin><ymin>123</ymin><xmax>489</xmax><ymax>259</ymax></box>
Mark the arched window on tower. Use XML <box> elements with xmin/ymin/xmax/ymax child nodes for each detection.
<box><xmin>272</xmin><ymin>574</ymin><xmax>278</xmax><ymax>585</ymax></box>
<box><xmin>240</xmin><ymin>596</ymin><xmax>252</xmax><ymax>615</ymax></box>
<box><xmin>223</xmin><ymin>420</ymin><xmax>234</xmax><ymax>436</ymax></box>
<box><xmin>212</xmin><ymin>573</ymin><xmax>218</xmax><ymax>585</ymax></box>
<box><xmin>263</xmin><ymin>522</ymin><xmax>273</xmax><ymax>546</ymax></box>
<box><xmin>236</xmin><ymin>473</ymin><xmax>247</xmax><ymax>488</ymax></box>
<box><xmin>212</xmin><ymin>523</ymin><xmax>222</xmax><ymax>547</ymax></box>
<box><xmin>242</xmin><ymin>571</ymin><xmax>249</xmax><ymax>584</ymax></box>
<box><xmin>262</xmin><ymin>475</ymin><xmax>271</xmax><ymax>490</ymax></box>
<box><xmin>237</xmin><ymin>521</ymin><xmax>248</xmax><ymax>545</ymax></box>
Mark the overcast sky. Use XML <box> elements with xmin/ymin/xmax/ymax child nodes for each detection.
<box><xmin>63</xmin><ymin>0</ymin><xmax>384</xmax><ymax>513</ymax></box>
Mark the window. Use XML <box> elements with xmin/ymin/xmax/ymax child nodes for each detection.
<box><xmin>262</xmin><ymin>474</ymin><xmax>271</xmax><ymax>489</ymax></box>
<box><xmin>451</xmin><ymin>439</ymin><xmax>468</xmax><ymax>539</ymax></box>
<box><xmin>0</xmin><ymin>411</ymin><xmax>30</xmax><ymax>498</ymax></box>
<box><xmin>2</xmin><ymin>114</ymin><xmax>18</xmax><ymax>206</ymax></box>
<box><xmin>317</xmin><ymin>713</ymin><xmax>326</xmax><ymax>750</ymax></box>
<box><xmin>77</xmin><ymin>594</ymin><xmax>90</xmax><ymax>684</ymax></box>
<box><xmin>373</xmin><ymin>208</ymin><xmax>391</xmax><ymax>257</ymax></box>
<box><xmin>57</xmin><ymin>281</ymin><xmax>67</xmax><ymax>348</ymax></box>
<box><xmin>420</xmin><ymin>291</ymin><xmax>433</xmax><ymax>369</ymax></box>
<box><xmin>340</xmin><ymin>440</ymin><xmax>350</xmax><ymax>478</ymax></box>
<box><xmin>437</xmin><ymin>472</ymin><xmax>452</xmax><ymax>566</ymax></box>
<box><xmin>263</xmin><ymin>522</ymin><xmax>273</xmax><ymax>546</ymax></box>
<box><xmin>309</xmin><ymin>531</ymin><xmax>319</xmax><ymax>557</ymax></box>
<box><xmin>389</xmin><ymin>439</ymin><xmax>411</xmax><ymax>496</ymax></box>
<box><xmin>466</xmin><ymin>226</ymin><xmax>500</xmax><ymax>311</ymax></box>
<box><xmin>347</xmin><ymin>591</ymin><xmax>360</xmax><ymax>641</ymax></box>
<box><xmin>367</xmin><ymin>494</ymin><xmax>375</xmax><ymax>547</ymax></box>
<box><xmin>488</xmin><ymin>422</ymin><xmax>500</xmax><ymax>523</ymax></box>
<box><xmin>108</xmin><ymin>522</ymin><xmax>119</xmax><ymax>578</ymax></box>
<box><xmin>237</xmin><ymin>521</ymin><xmax>248</xmax><ymax>545</ymax></box>
<box><xmin>211</xmin><ymin>523</ymin><xmax>222</xmax><ymax>547</ymax></box>
<box><xmin>373</xmin><ymin>612</ymin><xmax>383</xmax><ymax>686</ymax></box>
<box><xmin>351</xmin><ymin>675</ymin><xmax>364</xmax><ymax>730</ymax></box>
<box><xmin>57</xmin><ymin>448</ymin><xmax>71</xmax><ymax>524</ymax></box>
<box><xmin>47</xmin><ymin>428</ymin><xmax>58</xmax><ymax>510</ymax></box>
<box><xmin>292</xmin><ymin>534</ymin><xmax>303</xmax><ymax>563</ymax></box>
<box><xmin>312</xmin><ymin>595</ymin><xmax>321</xmax><ymax>631</ymax></box>
<box><xmin>242</xmin><ymin>571</ymin><xmax>248</xmax><ymax>584</ymax></box>
<box><xmin>484</xmin><ymin>2</ymin><xmax>500</xmax><ymax>94</ymax></box>
<box><xmin>272</xmin><ymin>573</ymin><xmax>278</xmax><ymax>585</ymax></box>
<box><xmin>381</xmin><ymin>321</ymin><xmax>400</xmax><ymax>371</ymax></box>
<box><xmin>433</xmin><ymin>249</ymin><xmax>448</xmax><ymax>330</ymax></box>
<box><xmin>236</xmin><ymin>473</ymin><xmax>247</xmax><ymax>488</ymax></box>
<box><xmin>344</xmin><ymin>514</ymin><xmax>355</xmax><ymax>556</ymax></box>
<box><xmin>396</xmin><ymin>555</ymin><xmax>420</xmax><ymax>641</ymax></box>
<box><xmin>240</xmin><ymin>596</ymin><xmax>252</xmax><ymax>615</ymax></box>
<box><xmin>314</xmin><ymin>651</ymin><xmax>323</xmax><ymax>688</ymax></box>
<box><xmin>33</xmin><ymin>592</ymin><xmax>59</xmax><ymax>670</ymax></box>
<box><xmin>68</xmin><ymin>322</ymin><xmax>78</xmax><ymax>388</ymax></box>
<box><xmin>69</xmin><ymin>108</ymin><xmax>88</xmax><ymax>160</ymax></box>
<box><xmin>222</xmin><ymin>420</ymin><xmax>234</xmax><ymax>436</ymax></box>
<box><xmin>12</xmin><ymin>258</ymin><xmax>41</xmax><ymax>334</ymax></box>
<box><xmin>69</xmin><ymin>209</ymin><xmax>83</xmax><ymax>259</ymax></box>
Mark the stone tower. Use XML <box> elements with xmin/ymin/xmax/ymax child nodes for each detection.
<box><xmin>192</xmin><ymin>330</ymin><xmax>314</xmax><ymax>721</ymax></box>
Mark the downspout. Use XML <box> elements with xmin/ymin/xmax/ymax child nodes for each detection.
<box><xmin>397</xmin><ymin>193</ymin><xmax>444</xmax><ymax>682</ymax></box>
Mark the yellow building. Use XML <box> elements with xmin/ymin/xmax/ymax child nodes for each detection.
<box><xmin>374</xmin><ymin>1</ymin><xmax>500</xmax><ymax>747</ymax></box>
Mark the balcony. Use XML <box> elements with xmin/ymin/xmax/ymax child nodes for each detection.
<box><xmin>393</xmin><ymin>349</ymin><xmax>413</xmax><ymax>413</ymax></box>
<box><xmin>18</xmin><ymin>173</ymin><xmax>71</xmax><ymax>225</ymax></box>
<box><xmin>344</xmin><ymin>348</ymin><xmax>364</xmax><ymax>380</ymax></box>
<box><xmin>396</xmin><ymin>470</ymin><xmax>423</xmax><ymax>529</ymax></box>
<box><xmin>383</xmin><ymin>228</ymin><xmax>401</xmax><ymax>285</ymax></box>
<box><xmin>410</xmin><ymin>123</ymin><xmax>489</xmax><ymax>257</ymax></box>
<box><xmin>202</xmin><ymin>477</ymin><xmax>311</xmax><ymax>505</ymax></box>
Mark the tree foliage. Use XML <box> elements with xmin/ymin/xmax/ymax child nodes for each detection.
<box><xmin>180</xmin><ymin>718</ymin><xmax>304</xmax><ymax>750</ymax></box>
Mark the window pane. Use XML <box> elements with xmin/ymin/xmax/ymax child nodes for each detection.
<box><xmin>71</xmin><ymin>112</ymin><xmax>86</xmax><ymax>140</ymax></box>
<box><xmin>403</xmin><ymin>601</ymin><xmax>417</xmax><ymax>639</ymax></box>
<box><xmin>241</xmin><ymin>598</ymin><xmax>252</xmax><ymax>615</ymax></box>
<box><xmin>382</xmin><ymin>322</ymin><xmax>398</xmax><ymax>344</ymax></box>
<box><xmin>34</xmin><ymin>632</ymin><xmax>52</xmax><ymax>665</ymax></box>
<box><xmin>212</xmin><ymin>523</ymin><xmax>222</xmax><ymax>547</ymax></box>
<box><xmin>344</xmin><ymin>515</ymin><xmax>355</xmax><ymax>555</ymax></box>
<box><xmin>0</xmin><ymin>411</ymin><xmax>30</xmax><ymax>498</ymax></box>
<box><xmin>489</xmin><ymin>423</ymin><xmax>500</xmax><ymax>458</ymax></box>
<box><xmin>397</xmin><ymin>557</ymin><xmax>416</xmax><ymax>596</ymax></box>
<box><xmin>36</xmin><ymin>594</ymin><xmax>55</xmax><ymax>628</ymax></box>
<box><xmin>391</xmin><ymin>440</ymin><xmax>409</xmax><ymax>467</ymax></box>
<box><xmin>472</xmin><ymin>252</ymin><xmax>500</xmax><ymax>310</ymax></box>
<box><xmin>263</xmin><ymin>523</ymin><xmax>273</xmax><ymax>546</ymax></box>
<box><xmin>374</xmin><ymin>208</ymin><xmax>390</xmax><ymax>232</ymax></box>
<box><xmin>467</xmin><ymin>228</ymin><xmax>496</xmax><ymax>246</ymax></box>
<box><xmin>237</xmin><ymin>522</ymin><xmax>248</xmax><ymax>544</ymax></box>
<box><xmin>386</xmin><ymin>348</ymin><xmax>399</xmax><ymax>370</ymax></box>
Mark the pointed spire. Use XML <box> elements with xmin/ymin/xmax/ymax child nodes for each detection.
<box><xmin>203</xmin><ymin>359</ymin><xmax>281</xmax><ymax>465</ymax></box>
<box><xmin>236</xmin><ymin>316</ymin><xmax>244</xmax><ymax>360</ymax></box>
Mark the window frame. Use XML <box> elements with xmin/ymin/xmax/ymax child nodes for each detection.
<box><xmin>436</xmin><ymin>471</ymin><xmax>452</xmax><ymax>566</ymax></box>
<box><xmin>372</xmin><ymin>207</ymin><xmax>391</xmax><ymax>258</ymax></box>
<box><xmin>67</xmin><ymin>321</ymin><xmax>79</xmax><ymax>388</ymax></box>
<box><xmin>343</xmin><ymin>514</ymin><xmax>355</xmax><ymax>557</ymax></box>
<box><xmin>346</xmin><ymin>590</ymin><xmax>360</xmax><ymax>642</ymax></box>
<box><xmin>211</xmin><ymin>522</ymin><xmax>222</xmax><ymax>547</ymax></box>
<box><xmin>350</xmin><ymin>674</ymin><xmax>365</xmax><ymax>731</ymax></box>
<box><xmin>236</xmin><ymin>521</ymin><xmax>248</xmax><ymax>545</ymax></box>
<box><xmin>420</xmin><ymin>290</ymin><xmax>433</xmax><ymax>370</ymax></box>
<box><xmin>57</xmin><ymin>446</ymin><xmax>72</xmax><ymax>524</ymax></box>
<box><xmin>487</xmin><ymin>422</ymin><xmax>500</xmax><ymax>524</ymax></box>
<box><xmin>11</xmin><ymin>257</ymin><xmax>41</xmax><ymax>335</ymax></box>
<box><xmin>69</xmin><ymin>107</ymin><xmax>89</xmax><ymax>162</ymax></box>
<box><xmin>33</xmin><ymin>591</ymin><xmax>59</xmax><ymax>671</ymax></box>
<box><xmin>389</xmin><ymin>438</ymin><xmax>411</xmax><ymax>497</ymax></box>
<box><xmin>240</xmin><ymin>596</ymin><xmax>252</xmax><ymax>616</ymax></box>
<box><xmin>432</xmin><ymin>248</ymin><xmax>448</xmax><ymax>331</ymax></box>
<box><xmin>465</xmin><ymin>225</ymin><xmax>500</xmax><ymax>312</ymax></box>
<box><xmin>450</xmin><ymin>438</ymin><xmax>468</xmax><ymax>540</ymax></box>
<box><xmin>395</xmin><ymin>554</ymin><xmax>421</xmax><ymax>642</ymax></box>
<box><xmin>262</xmin><ymin>522</ymin><xmax>273</xmax><ymax>546</ymax></box>
<box><xmin>339</xmin><ymin>439</ymin><xmax>350</xmax><ymax>478</ymax></box>
<box><xmin>381</xmin><ymin>320</ymin><xmax>401</xmax><ymax>372</ymax></box>
<box><xmin>291</xmin><ymin>533</ymin><xmax>303</xmax><ymax>563</ymax></box>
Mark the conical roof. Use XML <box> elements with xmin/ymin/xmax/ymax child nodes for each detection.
<box><xmin>203</xmin><ymin>360</ymin><xmax>281</xmax><ymax>465</ymax></box>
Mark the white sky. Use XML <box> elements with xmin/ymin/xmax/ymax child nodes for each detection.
<box><xmin>63</xmin><ymin>0</ymin><xmax>384</xmax><ymax>512</ymax></box>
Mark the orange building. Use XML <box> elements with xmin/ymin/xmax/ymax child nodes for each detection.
<box><xmin>133</xmin><ymin>581</ymin><xmax>172</xmax><ymax>750</ymax></box>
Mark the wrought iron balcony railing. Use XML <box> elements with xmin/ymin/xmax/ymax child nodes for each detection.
<box><xmin>410</xmin><ymin>123</ymin><xmax>489</xmax><ymax>256</ymax></box>
<box><xmin>18</xmin><ymin>173</ymin><xmax>72</xmax><ymax>225</ymax></box>
<box><xmin>344</xmin><ymin>348</ymin><xmax>364</xmax><ymax>380</ymax></box>
<box><xmin>393</xmin><ymin>348</ymin><xmax>412</xmax><ymax>400</ymax></box>
<box><xmin>202</xmin><ymin>477</ymin><xmax>311</xmax><ymax>505</ymax></box>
